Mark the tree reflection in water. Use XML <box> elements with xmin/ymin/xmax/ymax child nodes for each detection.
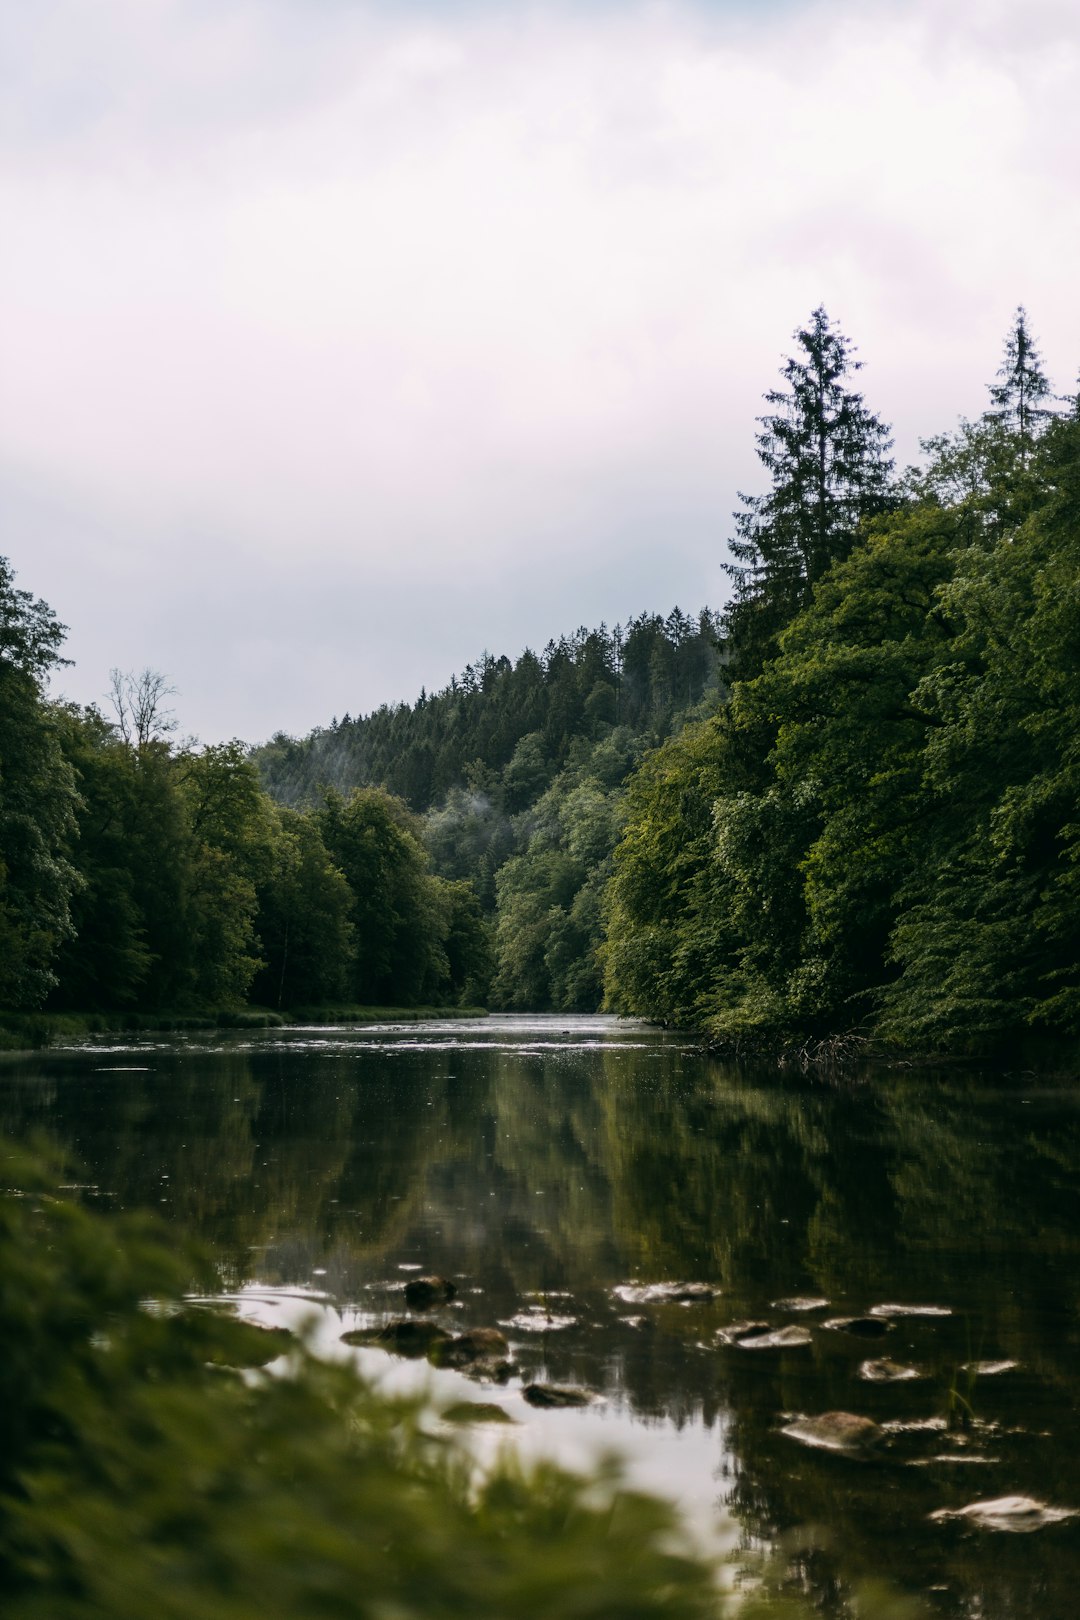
<box><xmin>4</xmin><ymin>1019</ymin><xmax>1080</xmax><ymax>1618</ymax></box>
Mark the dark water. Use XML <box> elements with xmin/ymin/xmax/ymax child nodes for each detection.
<box><xmin>4</xmin><ymin>1013</ymin><xmax>1080</xmax><ymax>1616</ymax></box>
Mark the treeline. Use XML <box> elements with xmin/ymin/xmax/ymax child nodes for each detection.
<box><xmin>252</xmin><ymin>612</ymin><xmax>727</xmax><ymax>1014</ymax></box>
<box><xmin>0</xmin><ymin>553</ymin><xmax>723</xmax><ymax>1023</ymax></box>
<box><xmin>0</xmin><ymin>630</ymin><xmax>491</xmax><ymax>1019</ymax></box>
<box><xmin>605</xmin><ymin>308</ymin><xmax>1080</xmax><ymax>1056</ymax></box>
<box><xmin>7</xmin><ymin>304</ymin><xmax>1078</xmax><ymax>1052</ymax></box>
<box><xmin>253</xmin><ymin>610</ymin><xmax>725</xmax><ymax>813</ymax></box>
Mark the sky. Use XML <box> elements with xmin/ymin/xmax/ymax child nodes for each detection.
<box><xmin>2</xmin><ymin>0</ymin><xmax>1078</xmax><ymax>744</ymax></box>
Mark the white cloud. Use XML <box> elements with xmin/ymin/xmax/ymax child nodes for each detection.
<box><xmin>2</xmin><ymin>0</ymin><xmax>1078</xmax><ymax>739</ymax></box>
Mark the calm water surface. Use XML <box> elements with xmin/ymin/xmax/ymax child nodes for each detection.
<box><xmin>4</xmin><ymin>1013</ymin><xmax>1080</xmax><ymax>1616</ymax></box>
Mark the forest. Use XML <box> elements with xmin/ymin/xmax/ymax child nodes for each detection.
<box><xmin>2</xmin><ymin>306</ymin><xmax>1079</xmax><ymax>1057</ymax></box>
<box><xmin>605</xmin><ymin>309</ymin><xmax>1080</xmax><ymax>1057</ymax></box>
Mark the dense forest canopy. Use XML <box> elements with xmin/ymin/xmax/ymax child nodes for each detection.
<box><xmin>606</xmin><ymin>307</ymin><xmax>1080</xmax><ymax>1056</ymax></box>
<box><xmin>3</xmin><ymin>305</ymin><xmax>1079</xmax><ymax>1055</ymax></box>
<box><xmin>252</xmin><ymin>611</ymin><xmax>726</xmax><ymax>813</ymax></box>
<box><xmin>250</xmin><ymin>610</ymin><xmax>728</xmax><ymax>1012</ymax></box>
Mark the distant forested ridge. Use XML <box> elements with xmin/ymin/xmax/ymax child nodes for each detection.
<box><xmin>0</xmin><ymin>571</ymin><xmax>725</xmax><ymax>1026</ymax></box>
<box><xmin>252</xmin><ymin>612</ymin><xmax>727</xmax><ymax>1012</ymax></box>
<box><xmin>252</xmin><ymin>612</ymin><xmax>725</xmax><ymax>813</ymax></box>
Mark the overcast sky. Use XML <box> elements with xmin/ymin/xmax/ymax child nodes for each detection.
<box><xmin>2</xmin><ymin>0</ymin><xmax>1078</xmax><ymax>743</ymax></box>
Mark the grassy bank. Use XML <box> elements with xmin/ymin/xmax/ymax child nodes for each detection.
<box><xmin>0</xmin><ymin>1005</ymin><xmax>488</xmax><ymax>1053</ymax></box>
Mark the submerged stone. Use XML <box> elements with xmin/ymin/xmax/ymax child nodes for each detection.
<box><xmin>523</xmin><ymin>1382</ymin><xmax>598</xmax><ymax>1408</ymax></box>
<box><xmin>737</xmin><ymin>1324</ymin><xmax>812</xmax><ymax>1350</ymax></box>
<box><xmin>930</xmin><ymin>1495</ymin><xmax>1077</xmax><ymax>1532</ymax></box>
<box><xmin>614</xmin><ymin>1281</ymin><xmax>718</xmax><ymax>1305</ymax></box>
<box><xmin>431</xmin><ymin>1327</ymin><xmax>510</xmax><ymax>1367</ymax></box>
<box><xmin>869</xmin><ymin>1302</ymin><xmax>952</xmax><ymax>1319</ymax></box>
<box><xmin>715</xmin><ymin>1320</ymin><xmax>771</xmax><ymax>1345</ymax></box>
<box><xmin>782</xmin><ymin>1412</ymin><xmax>883</xmax><ymax>1453</ymax></box>
<box><xmin>961</xmin><ymin>1359</ymin><xmax>1019</xmax><ymax>1376</ymax></box>
<box><xmin>772</xmin><ymin>1296</ymin><xmax>830</xmax><ymax>1312</ymax></box>
<box><xmin>823</xmin><ymin>1316</ymin><xmax>894</xmax><ymax>1339</ymax></box>
<box><xmin>404</xmin><ymin>1275</ymin><xmax>457</xmax><ymax>1309</ymax></box>
<box><xmin>859</xmin><ymin>1358</ymin><xmax>923</xmax><ymax>1382</ymax></box>
<box><xmin>463</xmin><ymin>1356</ymin><xmax>518</xmax><ymax>1383</ymax></box>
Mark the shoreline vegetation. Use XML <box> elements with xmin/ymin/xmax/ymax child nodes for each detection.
<box><xmin>3</xmin><ymin>304</ymin><xmax>1079</xmax><ymax>1615</ymax></box>
<box><xmin>0</xmin><ymin>1134</ymin><xmax>733</xmax><ymax>1620</ymax></box>
<box><xmin>0</xmin><ymin>1005</ymin><xmax>487</xmax><ymax>1054</ymax></box>
<box><xmin>7</xmin><ymin>1009</ymin><xmax>1078</xmax><ymax>1079</ymax></box>
<box><xmin>3</xmin><ymin>307</ymin><xmax>1080</xmax><ymax>1068</ymax></box>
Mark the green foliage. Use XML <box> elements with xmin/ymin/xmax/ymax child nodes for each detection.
<box><xmin>606</xmin><ymin>313</ymin><xmax>1080</xmax><ymax>1056</ymax></box>
<box><xmin>490</xmin><ymin>744</ymin><xmax>635</xmax><ymax>1011</ymax></box>
<box><xmin>252</xmin><ymin>807</ymin><xmax>355</xmax><ymax>1008</ymax></box>
<box><xmin>27</xmin><ymin>688</ymin><xmax>481</xmax><ymax>1019</ymax></box>
<box><xmin>316</xmin><ymin>787</ymin><xmax>451</xmax><ymax>1005</ymax></box>
<box><xmin>245</xmin><ymin>611</ymin><xmax>725</xmax><ymax>1017</ymax></box>
<box><xmin>0</xmin><ymin>563</ymin><xmax>80</xmax><ymax>1011</ymax></box>
<box><xmin>7</xmin><ymin>304</ymin><xmax>1078</xmax><ymax>1045</ymax></box>
<box><xmin>725</xmin><ymin>307</ymin><xmax>895</xmax><ymax>677</ymax></box>
<box><xmin>438</xmin><ymin>877</ymin><xmax>495</xmax><ymax>1005</ymax></box>
<box><xmin>603</xmin><ymin>718</ymin><xmax>736</xmax><ymax>1026</ymax></box>
<box><xmin>0</xmin><ymin>1144</ymin><xmax>726</xmax><ymax>1620</ymax></box>
<box><xmin>879</xmin><ymin>415</ymin><xmax>1080</xmax><ymax>1047</ymax></box>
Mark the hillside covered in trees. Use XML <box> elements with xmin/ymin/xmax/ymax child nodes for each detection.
<box><xmin>252</xmin><ymin>612</ymin><xmax>727</xmax><ymax>1011</ymax></box>
<box><xmin>0</xmin><ymin>624</ymin><xmax>494</xmax><ymax>1024</ymax></box>
<box><xmin>0</xmin><ymin>558</ymin><xmax>725</xmax><ymax>1026</ymax></box>
<box><xmin>3</xmin><ymin>305</ymin><xmax>1079</xmax><ymax>1056</ymax></box>
<box><xmin>605</xmin><ymin>308</ymin><xmax>1080</xmax><ymax>1057</ymax></box>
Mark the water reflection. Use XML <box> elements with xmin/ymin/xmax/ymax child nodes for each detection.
<box><xmin>4</xmin><ymin>1016</ymin><xmax>1080</xmax><ymax>1615</ymax></box>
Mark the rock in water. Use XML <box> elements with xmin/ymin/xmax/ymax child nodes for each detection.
<box><xmin>823</xmin><ymin>1316</ymin><xmax>894</xmax><ymax>1339</ymax></box>
<box><xmin>772</xmin><ymin>1296</ymin><xmax>830</xmax><ymax>1312</ymax></box>
<box><xmin>782</xmin><ymin>1412</ymin><xmax>883</xmax><ymax>1453</ymax></box>
<box><xmin>431</xmin><ymin>1327</ymin><xmax>510</xmax><ymax>1367</ymax></box>
<box><xmin>715</xmin><ymin>1320</ymin><xmax>771</xmax><ymax>1345</ymax></box>
<box><xmin>404</xmin><ymin>1275</ymin><xmax>457</xmax><ymax>1309</ymax></box>
<box><xmin>614</xmin><ymin>1282</ymin><xmax>718</xmax><ymax>1304</ymax></box>
<box><xmin>859</xmin><ymin>1358</ymin><xmax>923</xmax><ymax>1382</ymax></box>
<box><xmin>930</xmin><ymin>1495</ymin><xmax>1076</xmax><ymax>1532</ymax></box>
<box><xmin>342</xmin><ymin>1319</ymin><xmax>451</xmax><ymax>1358</ymax></box>
<box><xmin>869</xmin><ymin>1302</ymin><xmax>952</xmax><ymax>1318</ymax></box>
<box><xmin>523</xmin><ymin>1383</ymin><xmax>597</xmax><ymax>1408</ymax></box>
<box><xmin>960</xmin><ymin>1359</ymin><xmax>1019</xmax><ymax>1377</ymax></box>
<box><xmin>463</xmin><ymin>1356</ymin><xmax>517</xmax><ymax>1383</ymax></box>
<box><xmin>737</xmin><ymin>1324</ymin><xmax>813</xmax><ymax>1350</ymax></box>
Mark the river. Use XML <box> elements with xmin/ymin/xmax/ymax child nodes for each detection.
<box><xmin>3</xmin><ymin>1012</ymin><xmax>1080</xmax><ymax>1616</ymax></box>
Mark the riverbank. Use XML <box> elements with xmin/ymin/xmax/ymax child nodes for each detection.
<box><xmin>0</xmin><ymin>1005</ymin><xmax>488</xmax><ymax>1053</ymax></box>
<box><xmin>694</xmin><ymin>1024</ymin><xmax>1080</xmax><ymax>1077</ymax></box>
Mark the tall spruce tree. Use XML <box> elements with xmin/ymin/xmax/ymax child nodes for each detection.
<box><xmin>986</xmin><ymin>305</ymin><xmax>1055</xmax><ymax>462</ymax></box>
<box><xmin>724</xmin><ymin>307</ymin><xmax>894</xmax><ymax>675</ymax></box>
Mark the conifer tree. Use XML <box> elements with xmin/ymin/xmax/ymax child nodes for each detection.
<box><xmin>724</xmin><ymin>307</ymin><xmax>894</xmax><ymax>675</ymax></box>
<box><xmin>986</xmin><ymin>305</ymin><xmax>1055</xmax><ymax>461</ymax></box>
